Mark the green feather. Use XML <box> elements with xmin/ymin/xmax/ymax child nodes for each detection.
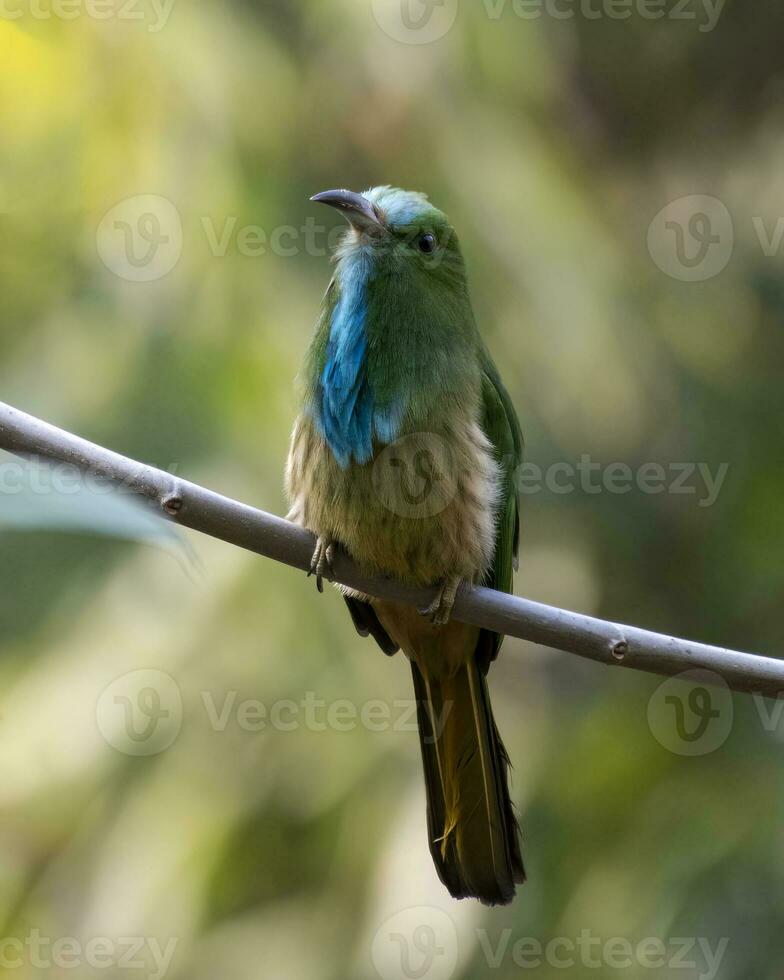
<box><xmin>479</xmin><ymin>348</ymin><xmax>524</xmax><ymax>660</ymax></box>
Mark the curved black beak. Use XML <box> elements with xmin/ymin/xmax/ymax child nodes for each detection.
<box><xmin>310</xmin><ymin>189</ymin><xmax>384</xmax><ymax>233</ymax></box>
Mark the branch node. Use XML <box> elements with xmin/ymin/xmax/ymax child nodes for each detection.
<box><xmin>610</xmin><ymin>639</ymin><xmax>629</xmax><ymax>662</ymax></box>
<box><xmin>161</xmin><ymin>494</ymin><xmax>183</xmax><ymax>516</ymax></box>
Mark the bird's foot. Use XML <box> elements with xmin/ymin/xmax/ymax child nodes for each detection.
<box><xmin>419</xmin><ymin>576</ymin><xmax>462</xmax><ymax>626</ymax></box>
<box><xmin>308</xmin><ymin>537</ymin><xmax>336</xmax><ymax>593</ymax></box>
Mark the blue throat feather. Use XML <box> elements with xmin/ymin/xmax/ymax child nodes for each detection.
<box><xmin>314</xmin><ymin>248</ymin><xmax>403</xmax><ymax>468</ymax></box>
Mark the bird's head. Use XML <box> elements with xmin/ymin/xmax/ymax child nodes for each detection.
<box><xmin>311</xmin><ymin>185</ymin><xmax>465</xmax><ymax>288</ymax></box>
<box><xmin>303</xmin><ymin>187</ymin><xmax>479</xmax><ymax>466</ymax></box>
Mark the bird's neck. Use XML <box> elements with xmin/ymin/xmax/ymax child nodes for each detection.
<box><xmin>308</xmin><ymin>250</ymin><xmax>478</xmax><ymax>469</ymax></box>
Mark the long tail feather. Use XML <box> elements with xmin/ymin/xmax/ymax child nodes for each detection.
<box><xmin>411</xmin><ymin>659</ymin><xmax>525</xmax><ymax>905</ymax></box>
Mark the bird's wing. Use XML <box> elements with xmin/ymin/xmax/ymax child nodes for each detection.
<box><xmin>478</xmin><ymin>349</ymin><xmax>524</xmax><ymax>664</ymax></box>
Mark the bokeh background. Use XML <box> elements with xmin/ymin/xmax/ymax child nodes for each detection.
<box><xmin>2</xmin><ymin>0</ymin><xmax>784</xmax><ymax>977</ymax></box>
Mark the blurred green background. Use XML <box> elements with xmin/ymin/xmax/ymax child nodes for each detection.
<box><xmin>2</xmin><ymin>0</ymin><xmax>784</xmax><ymax>977</ymax></box>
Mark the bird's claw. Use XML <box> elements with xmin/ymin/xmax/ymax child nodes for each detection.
<box><xmin>419</xmin><ymin>577</ymin><xmax>462</xmax><ymax>626</ymax></box>
<box><xmin>308</xmin><ymin>537</ymin><xmax>336</xmax><ymax>593</ymax></box>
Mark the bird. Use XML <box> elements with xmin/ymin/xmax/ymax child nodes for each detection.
<box><xmin>286</xmin><ymin>186</ymin><xmax>525</xmax><ymax>905</ymax></box>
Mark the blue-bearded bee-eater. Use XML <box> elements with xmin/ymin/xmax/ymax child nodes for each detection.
<box><xmin>286</xmin><ymin>187</ymin><xmax>525</xmax><ymax>905</ymax></box>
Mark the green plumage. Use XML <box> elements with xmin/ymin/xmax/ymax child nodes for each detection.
<box><xmin>479</xmin><ymin>351</ymin><xmax>524</xmax><ymax>656</ymax></box>
<box><xmin>287</xmin><ymin>186</ymin><xmax>526</xmax><ymax>904</ymax></box>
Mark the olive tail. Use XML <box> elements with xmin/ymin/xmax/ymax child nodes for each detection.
<box><xmin>411</xmin><ymin>659</ymin><xmax>525</xmax><ymax>905</ymax></box>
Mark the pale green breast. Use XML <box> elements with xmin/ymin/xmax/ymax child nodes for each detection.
<box><xmin>285</xmin><ymin>406</ymin><xmax>500</xmax><ymax>587</ymax></box>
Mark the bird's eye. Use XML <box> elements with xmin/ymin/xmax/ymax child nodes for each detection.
<box><xmin>418</xmin><ymin>233</ymin><xmax>436</xmax><ymax>254</ymax></box>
